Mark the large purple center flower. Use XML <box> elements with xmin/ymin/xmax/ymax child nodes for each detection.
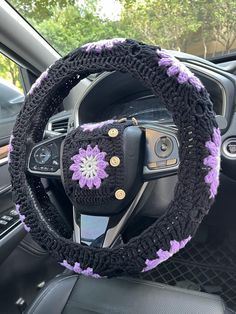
<box><xmin>70</xmin><ymin>145</ymin><xmax>108</xmax><ymax>189</ymax></box>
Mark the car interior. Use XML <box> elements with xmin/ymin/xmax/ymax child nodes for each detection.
<box><xmin>0</xmin><ymin>1</ymin><xmax>236</xmax><ymax>314</ymax></box>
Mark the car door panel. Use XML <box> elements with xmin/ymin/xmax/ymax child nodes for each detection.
<box><xmin>0</xmin><ymin>52</ymin><xmax>27</xmax><ymax>264</ymax></box>
<box><xmin>0</xmin><ymin>155</ymin><xmax>26</xmax><ymax>263</ymax></box>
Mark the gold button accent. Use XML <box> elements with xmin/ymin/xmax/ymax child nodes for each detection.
<box><xmin>131</xmin><ymin>117</ymin><xmax>138</xmax><ymax>125</ymax></box>
<box><xmin>166</xmin><ymin>159</ymin><xmax>177</xmax><ymax>166</ymax></box>
<box><xmin>108</xmin><ymin>128</ymin><xmax>119</xmax><ymax>138</ymax></box>
<box><xmin>148</xmin><ymin>162</ymin><xmax>158</xmax><ymax>169</ymax></box>
<box><xmin>118</xmin><ymin>118</ymin><xmax>127</xmax><ymax>123</ymax></box>
<box><xmin>115</xmin><ymin>189</ymin><xmax>126</xmax><ymax>200</ymax></box>
<box><xmin>110</xmin><ymin>156</ymin><xmax>120</xmax><ymax>167</ymax></box>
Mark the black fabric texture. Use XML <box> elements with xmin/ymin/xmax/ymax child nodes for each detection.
<box><xmin>9</xmin><ymin>39</ymin><xmax>219</xmax><ymax>277</ymax></box>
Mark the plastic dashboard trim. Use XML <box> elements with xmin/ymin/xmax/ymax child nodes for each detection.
<box><xmin>71</xmin><ymin>61</ymin><xmax>235</xmax><ymax>134</ymax></box>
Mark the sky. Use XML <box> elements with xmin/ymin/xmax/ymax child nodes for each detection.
<box><xmin>77</xmin><ymin>0</ymin><xmax>122</xmax><ymax>21</ymax></box>
<box><xmin>98</xmin><ymin>0</ymin><xmax>122</xmax><ymax>21</ymax></box>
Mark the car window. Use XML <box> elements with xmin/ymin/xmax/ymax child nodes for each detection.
<box><xmin>0</xmin><ymin>53</ymin><xmax>25</xmax><ymax>139</ymax></box>
<box><xmin>8</xmin><ymin>1</ymin><xmax>236</xmax><ymax>60</ymax></box>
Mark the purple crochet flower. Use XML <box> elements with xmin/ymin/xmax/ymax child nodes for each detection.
<box><xmin>8</xmin><ymin>134</ymin><xmax>14</xmax><ymax>163</ymax></box>
<box><xmin>204</xmin><ymin>128</ymin><xmax>221</xmax><ymax>199</ymax></box>
<box><xmin>142</xmin><ymin>236</ymin><xmax>191</xmax><ymax>272</ymax></box>
<box><xmin>157</xmin><ymin>49</ymin><xmax>204</xmax><ymax>91</ymax></box>
<box><xmin>81</xmin><ymin>38</ymin><xmax>126</xmax><ymax>52</ymax></box>
<box><xmin>29</xmin><ymin>68</ymin><xmax>48</xmax><ymax>95</ymax></box>
<box><xmin>70</xmin><ymin>145</ymin><xmax>108</xmax><ymax>189</ymax></box>
<box><xmin>15</xmin><ymin>204</ymin><xmax>31</xmax><ymax>232</ymax></box>
<box><xmin>81</xmin><ymin>119</ymin><xmax>114</xmax><ymax>132</ymax></box>
<box><xmin>60</xmin><ymin>260</ymin><xmax>101</xmax><ymax>278</ymax></box>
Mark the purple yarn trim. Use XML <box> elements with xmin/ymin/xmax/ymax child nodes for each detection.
<box><xmin>142</xmin><ymin>236</ymin><xmax>191</xmax><ymax>272</ymax></box>
<box><xmin>29</xmin><ymin>69</ymin><xmax>48</xmax><ymax>95</ymax></box>
<box><xmin>204</xmin><ymin>128</ymin><xmax>221</xmax><ymax>198</ymax></box>
<box><xmin>81</xmin><ymin>119</ymin><xmax>114</xmax><ymax>132</ymax></box>
<box><xmin>82</xmin><ymin>38</ymin><xmax>126</xmax><ymax>52</ymax></box>
<box><xmin>157</xmin><ymin>50</ymin><xmax>204</xmax><ymax>91</ymax></box>
<box><xmin>8</xmin><ymin>134</ymin><xmax>14</xmax><ymax>163</ymax></box>
<box><xmin>60</xmin><ymin>260</ymin><xmax>101</xmax><ymax>278</ymax></box>
<box><xmin>70</xmin><ymin>145</ymin><xmax>108</xmax><ymax>189</ymax></box>
<box><xmin>15</xmin><ymin>204</ymin><xmax>31</xmax><ymax>232</ymax></box>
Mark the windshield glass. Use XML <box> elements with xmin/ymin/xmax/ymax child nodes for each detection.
<box><xmin>8</xmin><ymin>0</ymin><xmax>236</xmax><ymax>59</ymax></box>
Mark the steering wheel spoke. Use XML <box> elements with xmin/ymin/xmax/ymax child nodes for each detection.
<box><xmin>27</xmin><ymin>134</ymin><xmax>65</xmax><ymax>179</ymax></box>
<box><xmin>73</xmin><ymin>183</ymin><xmax>148</xmax><ymax>248</ymax></box>
<box><xmin>102</xmin><ymin>182</ymin><xmax>148</xmax><ymax>248</ymax></box>
<box><xmin>143</xmin><ymin>124</ymin><xmax>179</xmax><ymax>180</ymax></box>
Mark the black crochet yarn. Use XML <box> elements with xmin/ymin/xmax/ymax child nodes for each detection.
<box><xmin>9</xmin><ymin>38</ymin><xmax>221</xmax><ymax>278</ymax></box>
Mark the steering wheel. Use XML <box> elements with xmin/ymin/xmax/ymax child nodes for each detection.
<box><xmin>9</xmin><ymin>38</ymin><xmax>221</xmax><ymax>278</ymax></box>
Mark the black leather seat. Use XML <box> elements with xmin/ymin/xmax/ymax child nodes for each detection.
<box><xmin>25</xmin><ymin>274</ymin><xmax>232</xmax><ymax>314</ymax></box>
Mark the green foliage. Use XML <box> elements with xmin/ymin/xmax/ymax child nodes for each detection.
<box><xmin>2</xmin><ymin>0</ymin><xmax>235</xmax><ymax>93</ymax></box>
<box><xmin>6</xmin><ymin>0</ymin><xmax>236</xmax><ymax>58</ymax></box>
<box><xmin>211</xmin><ymin>0</ymin><xmax>236</xmax><ymax>52</ymax></box>
<box><xmin>120</xmin><ymin>0</ymin><xmax>201</xmax><ymax>49</ymax></box>
<box><xmin>0</xmin><ymin>53</ymin><xmax>22</xmax><ymax>91</ymax></box>
<box><xmin>10</xmin><ymin>0</ymin><xmax>76</xmax><ymax>21</ymax></box>
<box><xmin>36</xmin><ymin>5</ymin><xmax>126</xmax><ymax>54</ymax></box>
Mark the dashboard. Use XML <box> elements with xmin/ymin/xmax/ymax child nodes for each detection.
<box><xmin>101</xmin><ymin>95</ymin><xmax>173</xmax><ymax>123</ymax></box>
<box><xmin>76</xmin><ymin>61</ymin><xmax>235</xmax><ymax>130</ymax></box>
<box><xmin>48</xmin><ymin>52</ymin><xmax>236</xmax><ymax>180</ymax></box>
<box><xmin>98</xmin><ymin>77</ymin><xmax>223</xmax><ymax>122</ymax></box>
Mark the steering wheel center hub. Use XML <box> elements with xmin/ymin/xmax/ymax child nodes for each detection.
<box><xmin>62</xmin><ymin>121</ymin><xmax>144</xmax><ymax>216</ymax></box>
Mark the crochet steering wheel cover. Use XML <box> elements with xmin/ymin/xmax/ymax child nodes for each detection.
<box><xmin>9</xmin><ymin>39</ymin><xmax>220</xmax><ymax>278</ymax></box>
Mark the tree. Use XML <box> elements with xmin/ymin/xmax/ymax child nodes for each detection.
<box><xmin>10</xmin><ymin>0</ymin><xmax>127</xmax><ymax>55</ymax></box>
<box><xmin>189</xmin><ymin>0</ymin><xmax>216</xmax><ymax>59</ymax></box>
<box><xmin>10</xmin><ymin>0</ymin><xmax>76</xmax><ymax>21</ymax></box>
<box><xmin>212</xmin><ymin>0</ymin><xmax>236</xmax><ymax>53</ymax></box>
<box><xmin>36</xmin><ymin>4</ymin><xmax>127</xmax><ymax>55</ymax></box>
<box><xmin>0</xmin><ymin>53</ymin><xmax>22</xmax><ymax>91</ymax></box>
<box><xmin>120</xmin><ymin>0</ymin><xmax>201</xmax><ymax>50</ymax></box>
<box><xmin>7</xmin><ymin>0</ymin><xmax>236</xmax><ymax>58</ymax></box>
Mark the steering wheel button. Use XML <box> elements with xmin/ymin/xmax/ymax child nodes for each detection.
<box><xmin>10</xmin><ymin>209</ymin><xmax>18</xmax><ymax>216</ymax></box>
<box><xmin>48</xmin><ymin>143</ymin><xmax>59</xmax><ymax>158</ymax></box>
<box><xmin>228</xmin><ymin>143</ymin><xmax>236</xmax><ymax>154</ymax></box>
<box><xmin>166</xmin><ymin>159</ymin><xmax>177</xmax><ymax>166</ymax></box>
<box><xmin>108</xmin><ymin>128</ymin><xmax>119</xmax><ymax>138</ymax></box>
<box><xmin>156</xmin><ymin>160</ymin><xmax>167</xmax><ymax>168</ymax></box>
<box><xmin>2</xmin><ymin>215</ymin><xmax>13</xmax><ymax>221</ymax></box>
<box><xmin>110</xmin><ymin>156</ymin><xmax>120</xmax><ymax>167</ymax></box>
<box><xmin>34</xmin><ymin>146</ymin><xmax>51</xmax><ymax>165</ymax></box>
<box><xmin>155</xmin><ymin>137</ymin><xmax>173</xmax><ymax>158</ymax></box>
<box><xmin>148</xmin><ymin>162</ymin><xmax>158</xmax><ymax>169</ymax></box>
<box><xmin>222</xmin><ymin>138</ymin><xmax>236</xmax><ymax>159</ymax></box>
<box><xmin>52</xmin><ymin>160</ymin><xmax>59</xmax><ymax>166</ymax></box>
<box><xmin>115</xmin><ymin>189</ymin><xmax>126</xmax><ymax>200</ymax></box>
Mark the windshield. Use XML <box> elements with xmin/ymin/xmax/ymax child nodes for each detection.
<box><xmin>8</xmin><ymin>0</ymin><xmax>236</xmax><ymax>59</ymax></box>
